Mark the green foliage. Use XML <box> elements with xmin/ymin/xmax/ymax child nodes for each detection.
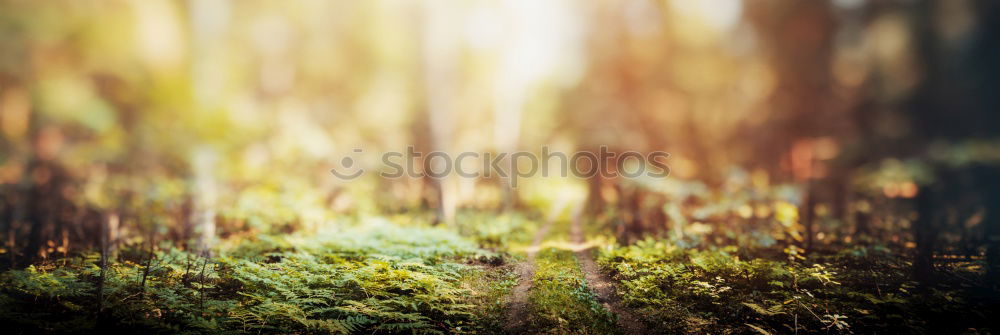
<box><xmin>454</xmin><ymin>211</ymin><xmax>539</xmax><ymax>252</ymax></box>
<box><xmin>527</xmin><ymin>248</ymin><xmax>617</xmax><ymax>334</ymax></box>
<box><xmin>598</xmin><ymin>239</ymin><xmax>997</xmax><ymax>334</ymax></box>
<box><xmin>0</xmin><ymin>223</ymin><xmax>501</xmax><ymax>334</ymax></box>
<box><xmin>459</xmin><ymin>263</ymin><xmax>519</xmax><ymax>334</ymax></box>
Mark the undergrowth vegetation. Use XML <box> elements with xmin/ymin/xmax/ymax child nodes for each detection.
<box><xmin>0</xmin><ymin>220</ymin><xmax>509</xmax><ymax>334</ymax></box>
<box><xmin>459</xmin><ymin>262</ymin><xmax>519</xmax><ymax>334</ymax></box>
<box><xmin>527</xmin><ymin>248</ymin><xmax>617</xmax><ymax>334</ymax></box>
<box><xmin>453</xmin><ymin>211</ymin><xmax>539</xmax><ymax>253</ymax></box>
<box><xmin>598</xmin><ymin>239</ymin><xmax>997</xmax><ymax>334</ymax></box>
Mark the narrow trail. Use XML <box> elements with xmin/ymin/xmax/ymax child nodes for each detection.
<box><xmin>503</xmin><ymin>202</ymin><xmax>564</xmax><ymax>334</ymax></box>
<box><xmin>570</xmin><ymin>208</ymin><xmax>651</xmax><ymax>334</ymax></box>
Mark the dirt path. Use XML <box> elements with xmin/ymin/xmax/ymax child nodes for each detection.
<box><xmin>570</xmin><ymin>208</ymin><xmax>651</xmax><ymax>334</ymax></box>
<box><xmin>503</xmin><ymin>204</ymin><xmax>563</xmax><ymax>334</ymax></box>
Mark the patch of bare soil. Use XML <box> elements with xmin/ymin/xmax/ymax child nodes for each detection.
<box><xmin>503</xmin><ymin>208</ymin><xmax>559</xmax><ymax>334</ymax></box>
<box><xmin>503</xmin><ymin>260</ymin><xmax>536</xmax><ymax>334</ymax></box>
<box><xmin>570</xmin><ymin>211</ymin><xmax>652</xmax><ymax>334</ymax></box>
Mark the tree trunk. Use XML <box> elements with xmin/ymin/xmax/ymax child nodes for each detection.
<box><xmin>420</xmin><ymin>2</ymin><xmax>458</xmax><ymax>224</ymax></box>
<box><xmin>977</xmin><ymin>166</ymin><xmax>1000</xmax><ymax>284</ymax></box>
<box><xmin>913</xmin><ymin>184</ymin><xmax>936</xmax><ymax>282</ymax></box>
<box><xmin>191</xmin><ymin>149</ymin><xmax>217</xmax><ymax>253</ymax></box>
<box><xmin>854</xmin><ymin>196</ymin><xmax>870</xmax><ymax>240</ymax></box>
<box><xmin>96</xmin><ymin>212</ymin><xmax>112</xmax><ymax>316</ymax></box>
<box><xmin>801</xmin><ymin>181</ymin><xmax>816</xmax><ymax>252</ymax></box>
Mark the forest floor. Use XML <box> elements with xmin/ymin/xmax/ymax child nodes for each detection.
<box><xmin>569</xmin><ymin>210</ymin><xmax>649</xmax><ymax>334</ymax></box>
<box><xmin>501</xmin><ymin>206</ymin><xmax>552</xmax><ymax>333</ymax></box>
<box><xmin>502</xmin><ymin>200</ymin><xmax>646</xmax><ymax>334</ymax></box>
<box><xmin>0</xmin><ymin>200</ymin><xmax>997</xmax><ymax>334</ymax></box>
<box><xmin>461</xmin><ymin>198</ymin><xmax>996</xmax><ymax>335</ymax></box>
<box><xmin>497</xmin><ymin>200</ymin><xmax>621</xmax><ymax>334</ymax></box>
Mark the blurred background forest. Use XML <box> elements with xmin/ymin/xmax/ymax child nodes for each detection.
<box><xmin>0</xmin><ymin>0</ymin><xmax>999</xmax><ymax>334</ymax></box>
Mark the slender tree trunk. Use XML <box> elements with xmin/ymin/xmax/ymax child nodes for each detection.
<box><xmin>913</xmin><ymin>184</ymin><xmax>936</xmax><ymax>282</ymax></box>
<box><xmin>585</xmin><ymin>149</ymin><xmax>607</xmax><ymax>215</ymax></box>
<box><xmin>977</xmin><ymin>166</ymin><xmax>1000</xmax><ymax>284</ymax></box>
<box><xmin>854</xmin><ymin>195</ymin><xmax>871</xmax><ymax>240</ymax></box>
<box><xmin>5</xmin><ymin>201</ymin><xmax>16</xmax><ymax>268</ymax></box>
<box><xmin>96</xmin><ymin>213</ymin><xmax>112</xmax><ymax>315</ymax></box>
<box><xmin>139</xmin><ymin>234</ymin><xmax>155</xmax><ymax>296</ymax></box>
<box><xmin>191</xmin><ymin>149</ymin><xmax>217</xmax><ymax>253</ymax></box>
<box><xmin>106</xmin><ymin>212</ymin><xmax>119</xmax><ymax>261</ymax></box>
<box><xmin>802</xmin><ymin>181</ymin><xmax>816</xmax><ymax>252</ymax></box>
<box><xmin>832</xmin><ymin>172</ymin><xmax>848</xmax><ymax>223</ymax></box>
<box><xmin>197</xmin><ymin>254</ymin><xmax>208</xmax><ymax>310</ymax></box>
<box><xmin>60</xmin><ymin>227</ymin><xmax>69</xmax><ymax>265</ymax></box>
<box><xmin>420</xmin><ymin>2</ymin><xmax>458</xmax><ymax>224</ymax></box>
